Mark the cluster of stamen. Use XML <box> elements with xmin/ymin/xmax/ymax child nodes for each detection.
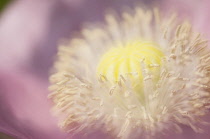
<box><xmin>49</xmin><ymin>8</ymin><xmax>210</xmax><ymax>139</ymax></box>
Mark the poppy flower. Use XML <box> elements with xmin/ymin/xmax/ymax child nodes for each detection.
<box><xmin>1</xmin><ymin>0</ymin><xmax>210</xmax><ymax>139</ymax></box>
<box><xmin>49</xmin><ymin>7</ymin><xmax>210</xmax><ymax>139</ymax></box>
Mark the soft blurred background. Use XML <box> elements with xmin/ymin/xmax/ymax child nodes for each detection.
<box><xmin>0</xmin><ymin>0</ymin><xmax>210</xmax><ymax>139</ymax></box>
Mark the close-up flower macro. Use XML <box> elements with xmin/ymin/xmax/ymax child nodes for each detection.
<box><xmin>1</xmin><ymin>0</ymin><xmax>210</xmax><ymax>139</ymax></box>
<box><xmin>49</xmin><ymin>6</ymin><xmax>210</xmax><ymax>139</ymax></box>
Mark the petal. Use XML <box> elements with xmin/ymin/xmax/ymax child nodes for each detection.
<box><xmin>0</xmin><ymin>0</ymin><xmax>54</xmax><ymax>70</ymax></box>
<box><xmin>161</xmin><ymin>0</ymin><xmax>210</xmax><ymax>39</ymax></box>
<box><xmin>0</xmin><ymin>69</ymin><xmax>68</xmax><ymax>139</ymax></box>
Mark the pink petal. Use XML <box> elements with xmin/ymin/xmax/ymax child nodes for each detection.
<box><xmin>161</xmin><ymin>0</ymin><xmax>210</xmax><ymax>39</ymax></box>
<box><xmin>0</xmin><ymin>69</ymin><xmax>68</xmax><ymax>139</ymax></box>
<box><xmin>0</xmin><ymin>0</ymin><xmax>54</xmax><ymax>70</ymax></box>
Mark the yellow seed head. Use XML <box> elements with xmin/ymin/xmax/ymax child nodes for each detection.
<box><xmin>97</xmin><ymin>41</ymin><xmax>164</xmax><ymax>91</ymax></box>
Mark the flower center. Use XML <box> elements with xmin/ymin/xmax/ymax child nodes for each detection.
<box><xmin>97</xmin><ymin>41</ymin><xmax>164</xmax><ymax>91</ymax></box>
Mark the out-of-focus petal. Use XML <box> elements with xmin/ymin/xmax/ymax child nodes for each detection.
<box><xmin>161</xmin><ymin>0</ymin><xmax>210</xmax><ymax>38</ymax></box>
<box><xmin>0</xmin><ymin>69</ymin><xmax>68</xmax><ymax>139</ymax></box>
<box><xmin>0</xmin><ymin>0</ymin><xmax>55</xmax><ymax>70</ymax></box>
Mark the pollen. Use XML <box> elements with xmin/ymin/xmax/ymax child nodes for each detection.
<box><xmin>97</xmin><ymin>41</ymin><xmax>164</xmax><ymax>90</ymax></box>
